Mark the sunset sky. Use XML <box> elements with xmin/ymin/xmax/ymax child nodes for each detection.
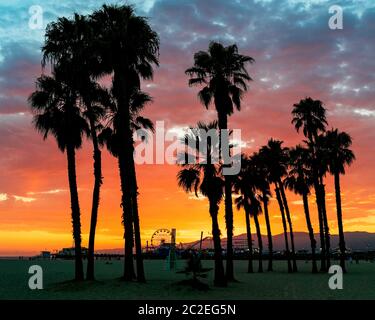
<box><xmin>0</xmin><ymin>0</ymin><xmax>374</xmax><ymax>256</ymax></box>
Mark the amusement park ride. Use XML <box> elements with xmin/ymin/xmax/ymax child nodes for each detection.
<box><xmin>147</xmin><ymin>228</ymin><xmax>177</xmax><ymax>269</ymax></box>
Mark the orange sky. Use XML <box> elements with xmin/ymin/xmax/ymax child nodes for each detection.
<box><xmin>0</xmin><ymin>0</ymin><xmax>375</xmax><ymax>255</ymax></box>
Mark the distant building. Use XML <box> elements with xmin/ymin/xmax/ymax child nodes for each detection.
<box><xmin>41</xmin><ymin>251</ymin><xmax>51</xmax><ymax>259</ymax></box>
<box><xmin>58</xmin><ymin>247</ymin><xmax>88</xmax><ymax>257</ymax></box>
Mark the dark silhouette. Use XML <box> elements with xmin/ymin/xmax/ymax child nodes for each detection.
<box><xmin>292</xmin><ymin>97</ymin><xmax>330</xmax><ymax>271</ymax></box>
<box><xmin>99</xmin><ymin>88</ymin><xmax>154</xmax><ymax>281</ymax></box>
<box><xmin>177</xmin><ymin>122</ymin><xmax>227</xmax><ymax>287</ymax></box>
<box><xmin>234</xmin><ymin>156</ymin><xmax>255</xmax><ymax>273</ymax></box>
<box><xmin>186</xmin><ymin>42</ymin><xmax>254</xmax><ymax>281</ymax></box>
<box><xmin>29</xmin><ymin>71</ymin><xmax>88</xmax><ymax>281</ymax></box>
<box><xmin>42</xmin><ymin>13</ymin><xmax>109</xmax><ymax>281</ymax></box>
<box><xmin>260</xmin><ymin>139</ymin><xmax>296</xmax><ymax>272</ymax></box>
<box><xmin>285</xmin><ymin>145</ymin><xmax>318</xmax><ymax>273</ymax></box>
<box><xmin>234</xmin><ymin>155</ymin><xmax>266</xmax><ymax>273</ymax></box>
<box><xmin>90</xmin><ymin>4</ymin><xmax>159</xmax><ymax>282</ymax></box>
<box><xmin>252</xmin><ymin>152</ymin><xmax>274</xmax><ymax>271</ymax></box>
<box><xmin>322</xmin><ymin>129</ymin><xmax>355</xmax><ymax>272</ymax></box>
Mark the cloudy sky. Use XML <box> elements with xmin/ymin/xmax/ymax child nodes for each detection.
<box><xmin>0</xmin><ymin>0</ymin><xmax>374</xmax><ymax>255</ymax></box>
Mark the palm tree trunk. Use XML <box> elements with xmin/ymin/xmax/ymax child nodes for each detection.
<box><xmin>313</xmin><ymin>179</ymin><xmax>327</xmax><ymax>271</ymax></box>
<box><xmin>66</xmin><ymin>145</ymin><xmax>84</xmax><ymax>281</ymax></box>
<box><xmin>129</xmin><ymin>158</ymin><xmax>146</xmax><ymax>282</ymax></box>
<box><xmin>244</xmin><ymin>207</ymin><xmax>254</xmax><ymax>273</ymax></box>
<box><xmin>118</xmin><ymin>153</ymin><xmax>135</xmax><ymax>281</ymax></box>
<box><xmin>278</xmin><ymin>180</ymin><xmax>298</xmax><ymax>272</ymax></box>
<box><xmin>217</xmin><ymin>112</ymin><xmax>235</xmax><ymax>281</ymax></box>
<box><xmin>209</xmin><ymin>201</ymin><xmax>227</xmax><ymax>286</ymax></box>
<box><xmin>334</xmin><ymin>172</ymin><xmax>347</xmax><ymax>273</ymax></box>
<box><xmin>262</xmin><ymin>193</ymin><xmax>273</xmax><ymax>271</ymax></box>
<box><xmin>115</xmin><ymin>71</ymin><xmax>136</xmax><ymax>281</ymax></box>
<box><xmin>319</xmin><ymin>179</ymin><xmax>331</xmax><ymax>268</ymax></box>
<box><xmin>310</xmin><ymin>133</ymin><xmax>327</xmax><ymax>271</ymax></box>
<box><xmin>275</xmin><ymin>186</ymin><xmax>292</xmax><ymax>273</ymax></box>
<box><xmin>302</xmin><ymin>192</ymin><xmax>318</xmax><ymax>273</ymax></box>
<box><xmin>253</xmin><ymin>212</ymin><xmax>263</xmax><ymax>273</ymax></box>
<box><xmin>86</xmin><ymin>116</ymin><xmax>103</xmax><ymax>281</ymax></box>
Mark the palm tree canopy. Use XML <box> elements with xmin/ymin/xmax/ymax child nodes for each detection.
<box><xmin>98</xmin><ymin>88</ymin><xmax>154</xmax><ymax>157</ymax></box>
<box><xmin>177</xmin><ymin>121</ymin><xmax>224</xmax><ymax>204</ymax></box>
<box><xmin>90</xmin><ymin>4</ymin><xmax>159</xmax><ymax>84</ymax></box>
<box><xmin>322</xmin><ymin>129</ymin><xmax>355</xmax><ymax>175</ymax></box>
<box><xmin>42</xmin><ymin>13</ymin><xmax>112</xmax><ymax>133</ymax></box>
<box><xmin>291</xmin><ymin>97</ymin><xmax>327</xmax><ymax>139</ymax></box>
<box><xmin>233</xmin><ymin>155</ymin><xmax>262</xmax><ymax>217</ymax></box>
<box><xmin>284</xmin><ymin>145</ymin><xmax>313</xmax><ymax>196</ymax></box>
<box><xmin>185</xmin><ymin>41</ymin><xmax>254</xmax><ymax>115</ymax></box>
<box><xmin>29</xmin><ymin>73</ymin><xmax>89</xmax><ymax>152</ymax></box>
<box><xmin>259</xmin><ymin>139</ymin><xmax>289</xmax><ymax>184</ymax></box>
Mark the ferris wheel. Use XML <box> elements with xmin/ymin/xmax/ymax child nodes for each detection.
<box><xmin>150</xmin><ymin>228</ymin><xmax>171</xmax><ymax>247</ymax></box>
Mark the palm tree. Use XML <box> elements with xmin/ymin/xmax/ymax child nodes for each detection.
<box><xmin>260</xmin><ymin>139</ymin><xmax>298</xmax><ymax>272</ymax></box>
<box><xmin>235</xmin><ymin>155</ymin><xmax>265</xmax><ymax>273</ymax></box>
<box><xmin>322</xmin><ymin>129</ymin><xmax>355</xmax><ymax>272</ymax></box>
<box><xmin>292</xmin><ymin>97</ymin><xmax>330</xmax><ymax>271</ymax></box>
<box><xmin>234</xmin><ymin>155</ymin><xmax>254</xmax><ymax>273</ymax></box>
<box><xmin>177</xmin><ymin>122</ymin><xmax>227</xmax><ymax>287</ymax></box>
<box><xmin>42</xmin><ymin>13</ymin><xmax>108</xmax><ymax>280</ymax></box>
<box><xmin>99</xmin><ymin>86</ymin><xmax>154</xmax><ymax>281</ymax></box>
<box><xmin>251</xmin><ymin>152</ymin><xmax>273</xmax><ymax>271</ymax></box>
<box><xmin>186</xmin><ymin>42</ymin><xmax>254</xmax><ymax>281</ymax></box>
<box><xmin>285</xmin><ymin>145</ymin><xmax>318</xmax><ymax>273</ymax></box>
<box><xmin>29</xmin><ymin>72</ymin><xmax>89</xmax><ymax>281</ymax></box>
<box><xmin>90</xmin><ymin>4</ymin><xmax>159</xmax><ymax>282</ymax></box>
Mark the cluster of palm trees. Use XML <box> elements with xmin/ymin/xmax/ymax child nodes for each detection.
<box><xmin>29</xmin><ymin>4</ymin><xmax>159</xmax><ymax>282</ymax></box>
<box><xmin>28</xmin><ymin>3</ymin><xmax>355</xmax><ymax>287</ymax></box>
<box><xmin>178</xmin><ymin>46</ymin><xmax>355</xmax><ymax>286</ymax></box>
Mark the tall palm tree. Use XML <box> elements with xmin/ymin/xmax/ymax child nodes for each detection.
<box><xmin>251</xmin><ymin>152</ymin><xmax>273</xmax><ymax>271</ymax></box>
<box><xmin>177</xmin><ymin>122</ymin><xmax>227</xmax><ymax>287</ymax></box>
<box><xmin>322</xmin><ymin>129</ymin><xmax>355</xmax><ymax>272</ymax></box>
<box><xmin>292</xmin><ymin>97</ymin><xmax>330</xmax><ymax>271</ymax></box>
<box><xmin>235</xmin><ymin>155</ymin><xmax>265</xmax><ymax>273</ymax></box>
<box><xmin>42</xmin><ymin>13</ymin><xmax>108</xmax><ymax>280</ymax></box>
<box><xmin>234</xmin><ymin>155</ymin><xmax>255</xmax><ymax>273</ymax></box>
<box><xmin>260</xmin><ymin>139</ymin><xmax>297</xmax><ymax>272</ymax></box>
<box><xmin>186</xmin><ymin>42</ymin><xmax>254</xmax><ymax>281</ymax></box>
<box><xmin>29</xmin><ymin>72</ymin><xmax>89</xmax><ymax>281</ymax></box>
<box><xmin>285</xmin><ymin>145</ymin><xmax>318</xmax><ymax>273</ymax></box>
<box><xmin>90</xmin><ymin>4</ymin><xmax>159</xmax><ymax>282</ymax></box>
<box><xmin>99</xmin><ymin>86</ymin><xmax>154</xmax><ymax>281</ymax></box>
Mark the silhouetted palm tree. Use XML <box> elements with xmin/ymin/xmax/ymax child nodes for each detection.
<box><xmin>42</xmin><ymin>13</ymin><xmax>108</xmax><ymax>281</ymax></box>
<box><xmin>285</xmin><ymin>145</ymin><xmax>318</xmax><ymax>273</ymax></box>
<box><xmin>239</xmin><ymin>155</ymin><xmax>265</xmax><ymax>272</ymax></box>
<box><xmin>99</xmin><ymin>87</ymin><xmax>154</xmax><ymax>281</ymax></box>
<box><xmin>292</xmin><ymin>97</ymin><xmax>330</xmax><ymax>271</ymax></box>
<box><xmin>260</xmin><ymin>139</ymin><xmax>298</xmax><ymax>272</ymax></box>
<box><xmin>177</xmin><ymin>122</ymin><xmax>227</xmax><ymax>287</ymax></box>
<box><xmin>29</xmin><ymin>72</ymin><xmax>89</xmax><ymax>281</ymax></box>
<box><xmin>322</xmin><ymin>129</ymin><xmax>355</xmax><ymax>272</ymax></box>
<box><xmin>91</xmin><ymin>4</ymin><xmax>159</xmax><ymax>282</ymax></box>
<box><xmin>234</xmin><ymin>155</ymin><xmax>255</xmax><ymax>273</ymax></box>
<box><xmin>251</xmin><ymin>152</ymin><xmax>273</xmax><ymax>271</ymax></box>
<box><xmin>186</xmin><ymin>42</ymin><xmax>254</xmax><ymax>281</ymax></box>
